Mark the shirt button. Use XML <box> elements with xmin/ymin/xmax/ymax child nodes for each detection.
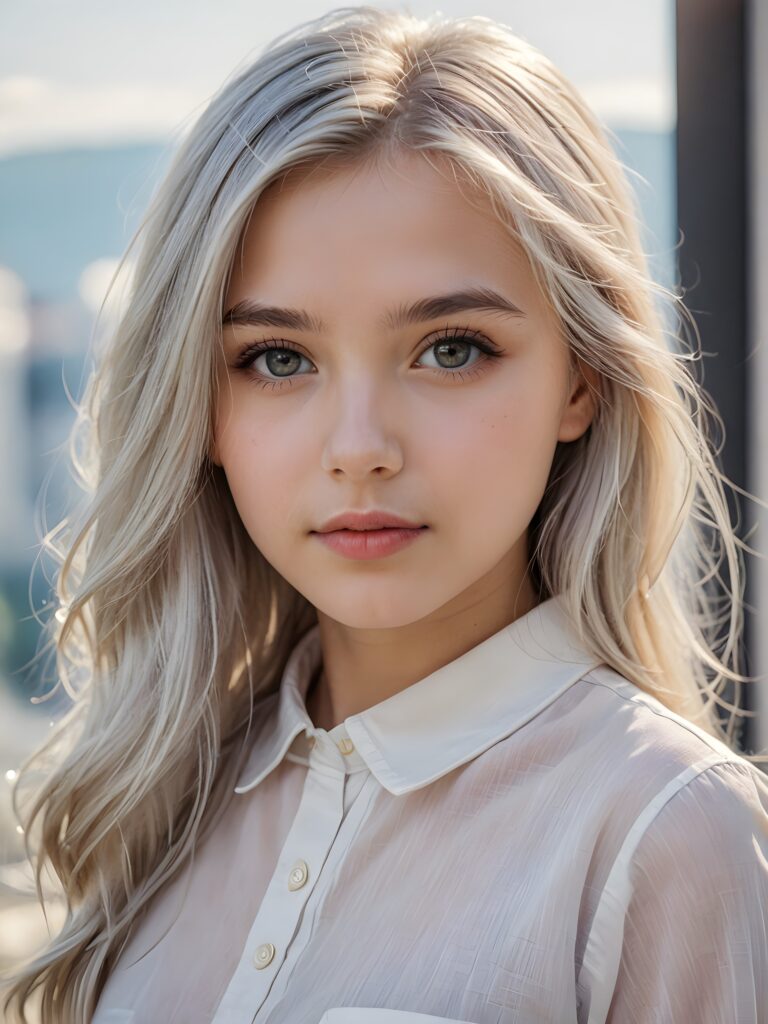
<box><xmin>288</xmin><ymin>859</ymin><xmax>309</xmax><ymax>891</ymax></box>
<box><xmin>337</xmin><ymin>738</ymin><xmax>355</xmax><ymax>755</ymax></box>
<box><xmin>253</xmin><ymin>943</ymin><xmax>275</xmax><ymax>969</ymax></box>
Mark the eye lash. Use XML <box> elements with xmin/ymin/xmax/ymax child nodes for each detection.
<box><xmin>419</xmin><ymin>325</ymin><xmax>504</xmax><ymax>359</ymax></box>
<box><xmin>232</xmin><ymin>336</ymin><xmax>302</xmax><ymax>370</ymax></box>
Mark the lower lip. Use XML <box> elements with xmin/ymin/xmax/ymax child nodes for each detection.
<box><xmin>311</xmin><ymin>527</ymin><xmax>427</xmax><ymax>560</ymax></box>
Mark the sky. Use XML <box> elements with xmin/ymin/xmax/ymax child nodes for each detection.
<box><xmin>0</xmin><ymin>0</ymin><xmax>675</xmax><ymax>157</ymax></box>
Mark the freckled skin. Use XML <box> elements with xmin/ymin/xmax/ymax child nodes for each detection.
<box><xmin>213</xmin><ymin>151</ymin><xmax>596</xmax><ymax>730</ymax></box>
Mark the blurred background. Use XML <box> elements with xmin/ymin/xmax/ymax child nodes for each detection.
<box><xmin>0</xmin><ymin>0</ymin><xmax>765</xmax><ymax>991</ymax></box>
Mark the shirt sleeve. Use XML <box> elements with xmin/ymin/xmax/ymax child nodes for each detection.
<box><xmin>606</xmin><ymin>759</ymin><xmax>768</xmax><ymax>1023</ymax></box>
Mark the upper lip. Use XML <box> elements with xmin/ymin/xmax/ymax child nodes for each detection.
<box><xmin>312</xmin><ymin>510</ymin><xmax>427</xmax><ymax>533</ymax></box>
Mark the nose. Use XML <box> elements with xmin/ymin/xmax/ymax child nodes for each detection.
<box><xmin>319</xmin><ymin>378</ymin><xmax>404</xmax><ymax>481</ymax></box>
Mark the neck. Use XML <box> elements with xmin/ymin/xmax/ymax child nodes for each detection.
<box><xmin>304</xmin><ymin>554</ymin><xmax>539</xmax><ymax>732</ymax></box>
<box><xmin>305</xmin><ymin>662</ymin><xmax>335</xmax><ymax>731</ymax></box>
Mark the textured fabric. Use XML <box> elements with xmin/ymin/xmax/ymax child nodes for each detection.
<box><xmin>92</xmin><ymin>595</ymin><xmax>768</xmax><ymax>1024</ymax></box>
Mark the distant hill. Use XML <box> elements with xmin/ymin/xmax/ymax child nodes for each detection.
<box><xmin>0</xmin><ymin>143</ymin><xmax>173</xmax><ymax>301</ymax></box>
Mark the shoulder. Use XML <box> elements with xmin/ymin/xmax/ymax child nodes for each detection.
<box><xmin>577</xmin><ymin>743</ymin><xmax>768</xmax><ymax>1022</ymax></box>
<box><xmin>575</xmin><ymin>663</ymin><xmax>768</xmax><ymax>939</ymax></box>
<box><xmin>570</xmin><ymin>662</ymin><xmax>753</xmax><ymax>778</ymax></box>
<box><xmin>557</xmin><ymin>663</ymin><xmax>767</xmax><ymax>873</ymax></box>
<box><xmin>628</xmin><ymin>755</ymin><xmax>768</xmax><ymax>879</ymax></box>
<box><xmin>592</xmin><ymin>742</ymin><xmax>768</xmax><ymax>917</ymax></box>
<box><xmin>573</xmin><ymin>670</ymin><xmax>768</xmax><ymax>1020</ymax></box>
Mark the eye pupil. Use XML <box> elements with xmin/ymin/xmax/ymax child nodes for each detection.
<box><xmin>266</xmin><ymin>349</ymin><xmax>301</xmax><ymax>377</ymax></box>
<box><xmin>434</xmin><ymin>339</ymin><xmax>471</xmax><ymax>368</ymax></box>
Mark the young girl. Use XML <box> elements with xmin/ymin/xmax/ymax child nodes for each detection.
<box><xmin>3</xmin><ymin>6</ymin><xmax>767</xmax><ymax>1023</ymax></box>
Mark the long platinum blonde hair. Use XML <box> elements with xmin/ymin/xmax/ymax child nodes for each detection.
<box><xmin>3</xmin><ymin>6</ymin><xmax>764</xmax><ymax>1021</ymax></box>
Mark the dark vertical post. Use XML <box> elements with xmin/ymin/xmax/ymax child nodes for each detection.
<box><xmin>675</xmin><ymin>0</ymin><xmax>753</xmax><ymax>749</ymax></box>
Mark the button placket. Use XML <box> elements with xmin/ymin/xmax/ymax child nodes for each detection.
<box><xmin>254</xmin><ymin>770</ymin><xmax>377</xmax><ymax>1022</ymax></box>
<box><xmin>211</xmin><ymin>763</ymin><xmax>346</xmax><ymax>1023</ymax></box>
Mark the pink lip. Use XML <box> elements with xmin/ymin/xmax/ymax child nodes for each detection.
<box><xmin>313</xmin><ymin>510</ymin><xmax>426</xmax><ymax>533</ymax></box>
<box><xmin>312</xmin><ymin>526</ymin><xmax>427</xmax><ymax>560</ymax></box>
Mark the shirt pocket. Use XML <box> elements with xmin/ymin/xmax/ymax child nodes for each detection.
<box><xmin>318</xmin><ymin>1011</ymin><xmax>478</xmax><ymax>1024</ymax></box>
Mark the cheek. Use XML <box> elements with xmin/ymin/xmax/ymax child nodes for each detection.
<box><xmin>214</xmin><ymin>407</ymin><xmax>300</xmax><ymax>546</ymax></box>
<box><xmin>422</xmin><ymin>374</ymin><xmax>560</xmax><ymax>524</ymax></box>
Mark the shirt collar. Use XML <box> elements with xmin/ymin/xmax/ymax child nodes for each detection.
<box><xmin>234</xmin><ymin>593</ymin><xmax>602</xmax><ymax>797</ymax></box>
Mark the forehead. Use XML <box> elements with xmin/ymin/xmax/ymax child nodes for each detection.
<box><xmin>225</xmin><ymin>149</ymin><xmax>543</xmax><ymax>319</ymax></box>
<box><xmin>260</xmin><ymin>148</ymin><xmax>488</xmax><ymax>214</ymax></box>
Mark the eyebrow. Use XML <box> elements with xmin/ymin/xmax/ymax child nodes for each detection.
<box><xmin>221</xmin><ymin>287</ymin><xmax>527</xmax><ymax>332</ymax></box>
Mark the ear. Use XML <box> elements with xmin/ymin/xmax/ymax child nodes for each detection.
<box><xmin>557</xmin><ymin>359</ymin><xmax>599</xmax><ymax>443</ymax></box>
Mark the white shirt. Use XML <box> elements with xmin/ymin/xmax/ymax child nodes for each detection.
<box><xmin>92</xmin><ymin>594</ymin><xmax>768</xmax><ymax>1024</ymax></box>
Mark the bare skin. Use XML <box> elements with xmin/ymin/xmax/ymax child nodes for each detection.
<box><xmin>213</xmin><ymin>149</ymin><xmax>597</xmax><ymax>732</ymax></box>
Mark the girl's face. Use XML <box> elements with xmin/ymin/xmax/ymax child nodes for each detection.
<box><xmin>214</xmin><ymin>151</ymin><xmax>595</xmax><ymax>630</ymax></box>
